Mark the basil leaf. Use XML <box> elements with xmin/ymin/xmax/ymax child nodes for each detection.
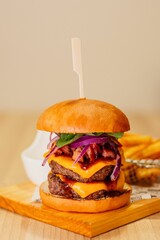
<box><xmin>56</xmin><ymin>133</ymin><xmax>83</xmax><ymax>148</ymax></box>
<box><xmin>107</xmin><ymin>132</ymin><xmax>124</xmax><ymax>139</ymax></box>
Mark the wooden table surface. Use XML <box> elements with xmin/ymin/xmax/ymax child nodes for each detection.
<box><xmin>0</xmin><ymin>111</ymin><xmax>160</xmax><ymax>240</ymax></box>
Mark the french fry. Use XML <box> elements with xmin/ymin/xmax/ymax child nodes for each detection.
<box><xmin>122</xmin><ymin>163</ymin><xmax>139</xmax><ymax>184</ymax></box>
<box><xmin>123</xmin><ymin>144</ymin><xmax>148</xmax><ymax>159</ymax></box>
<box><xmin>136</xmin><ymin>168</ymin><xmax>160</xmax><ymax>184</ymax></box>
<box><xmin>120</xmin><ymin>133</ymin><xmax>153</xmax><ymax>147</ymax></box>
<box><xmin>139</xmin><ymin>140</ymin><xmax>160</xmax><ymax>159</ymax></box>
<box><xmin>122</xmin><ymin>132</ymin><xmax>160</xmax><ymax>185</ymax></box>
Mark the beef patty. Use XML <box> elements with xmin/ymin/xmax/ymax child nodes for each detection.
<box><xmin>48</xmin><ymin>173</ymin><xmax>125</xmax><ymax>200</ymax></box>
<box><xmin>49</xmin><ymin>160</ymin><xmax>115</xmax><ymax>182</ymax></box>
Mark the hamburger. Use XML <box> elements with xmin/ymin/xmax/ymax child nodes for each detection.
<box><xmin>37</xmin><ymin>98</ymin><xmax>131</xmax><ymax>213</ymax></box>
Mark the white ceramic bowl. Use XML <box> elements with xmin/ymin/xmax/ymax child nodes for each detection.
<box><xmin>21</xmin><ymin>130</ymin><xmax>52</xmax><ymax>186</ymax></box>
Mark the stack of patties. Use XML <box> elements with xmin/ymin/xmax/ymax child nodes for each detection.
<box><xmin>37</xmin><ymin>98</ymin><xmax>131</xmax><ymax>213</ymax></box>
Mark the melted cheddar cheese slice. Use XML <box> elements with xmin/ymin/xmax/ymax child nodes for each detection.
<box><xmin>46</xmin><ymin>154</ymin><xmax>117</xmax><ymax>179</ymax></box>
<box><xmin>57</xmin><ymin>171</ymin><xmax>125</xmax><ymax>198</ymax></box>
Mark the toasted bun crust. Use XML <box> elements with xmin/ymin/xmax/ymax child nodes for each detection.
<box><xmin>37</xmin><ymin>98</ymin><xmax>130</xmax><ymax>133</ymax></box>
<box><xmin>39</xmin><ymin>181</ymin><xmax>131</xmax><ymax>213</ymax></box>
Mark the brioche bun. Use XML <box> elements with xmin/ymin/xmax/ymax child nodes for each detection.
<box><xmin>39</xmin><ymin>181</ymin><xmax>131</xmax><ymax>213</ymax></box>
<box><xmin>37</xmin><ymin>98</ymin><xmax>130</xmax><ymax>133</ymax></box>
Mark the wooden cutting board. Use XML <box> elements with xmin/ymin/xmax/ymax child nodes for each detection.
<box><xmin>0</xmin><ymin>182</ymin><xmax>160</xmax><ymax>237</ymax></box>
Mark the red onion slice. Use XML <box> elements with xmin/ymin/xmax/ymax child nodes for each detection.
<box><xmin>110</xmin><ymin>154</ymin><xmax>121</xmax><ymax>181</ymax></box>
<box><xmin>47</xmin><ymin>134</ymin><xmax>59</xmax><ymax>149</ymax></box>
<box><xmin>70</xmin><ymin>136</ymin><xmax>109</xmax><ymax>148</ymax></box>
<box><xmin>42</xmin><ymin>158</ymin><xmax>48</xmax><ymax>167</ymax></box>
<box><xmin>49</xmin><ymin>132</ymin><xmax>54</xmax><ymax>141</ymax></box>
<box><xmin>42</xmin><ymin>146</ymin><xmax>58</xmax><ymax>166</ymax></box>
<box><xmin>73</xmin><ymin>145</ymin><xmax>90</xmax><ymax>165</ymax></box>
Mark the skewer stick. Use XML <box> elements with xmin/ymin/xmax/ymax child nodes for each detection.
<box><xmin>72</xmin><ymin>38</ymin><xmax>85</xmax><ymax>98</ymax></box>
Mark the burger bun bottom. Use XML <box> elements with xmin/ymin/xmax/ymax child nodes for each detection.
<box><xmin>39</xmin><ymin>181</ymin><xmax>132</xmax><ymax>213</ymax></box>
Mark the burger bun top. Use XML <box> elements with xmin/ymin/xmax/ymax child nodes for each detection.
<box><xmin>37</xmin><ymin>98</ymin><xmax>130</xmax><ymax>133</ymax></box>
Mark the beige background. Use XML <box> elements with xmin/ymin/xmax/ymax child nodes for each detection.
<box><xmin>0</xmin><ymin>0</ymin><xmax>160</xmax><ymax>113</ymax></box>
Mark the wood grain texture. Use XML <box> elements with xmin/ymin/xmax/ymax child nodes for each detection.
<box><xmin>0</xmin><ymin>182</ymin><xmax>160</xmax><ymax>237</ymax></box>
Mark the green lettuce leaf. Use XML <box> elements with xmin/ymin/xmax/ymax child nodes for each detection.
<box><xmin>107</xmin><ymin>132</ymin><xmax>124</xmax><ymax>139</ymax></box>
<box><xmin>56</xmin><ymin>133</ymin><xmax>83</xmax><ymax>148</ymax></box>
